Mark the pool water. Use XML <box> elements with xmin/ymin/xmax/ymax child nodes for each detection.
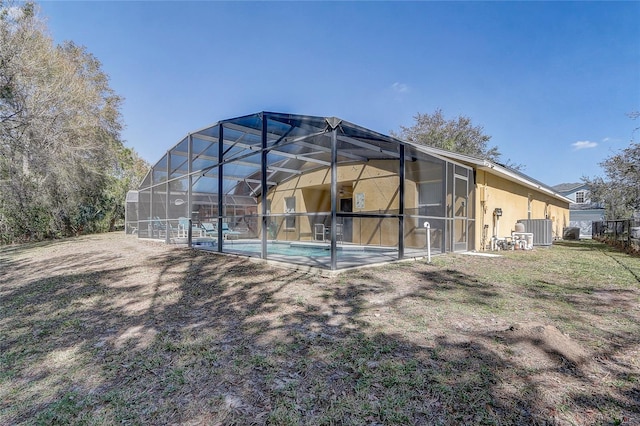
<box><xmin>222</xmin><ymin>242</ymin><xmax>393</xmax><ymax>258</ymax></box>
<box><xmin>191</xmin><ymin>240</ymin><xmax>438</xmax><ymax>269</ymax></box>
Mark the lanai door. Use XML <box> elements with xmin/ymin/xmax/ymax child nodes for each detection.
<box><xmin>453</xmin><ymin>175</ymin><xmax>468</xmax><ymax>252</ymax></box>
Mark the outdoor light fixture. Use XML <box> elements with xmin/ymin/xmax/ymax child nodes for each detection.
<box><xmin>174</xmin><ymin>199</ymin><xmax>185</xmax><ymax>206</ymax></box>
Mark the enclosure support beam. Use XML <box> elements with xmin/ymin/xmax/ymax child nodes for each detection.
<box><xmin>261</xmin><ymin>114</ymin><xmax>268</xmax><ymax>260</ymax></box>
<box><xmin>187</xmin><ymin>134</ymin><xmax>193</xmax><ymax>247</ymax></box>
<box><xmin>217</xmin><ymin>125</ymin><xmax>224</xmax><ymax>252</ymax></box>
<box><xmin>445</xmin><ymin>163</ymin><xmax>450</xmax><ymax>252</ymax></box>
<box><xmin>398</xmin><ymin>144</ymin><xmax>405</xmax><ymax>259</ymax></box>
<box><xmin>165</xmin><ymin>150</ymin><xmax>172</xmax><ymax>244</ymax></box>
<box><xmin>330</xmin><ymin>127</ymin><xmax>338</xmax><ymax>271</ymax></box>
<box><xmin>149</xmin><ymin>186</ymin><xmax>153</xmax><ymax>238</ymax></box>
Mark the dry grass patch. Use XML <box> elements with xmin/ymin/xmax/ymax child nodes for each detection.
<box><xmin>1</xmin><ymin>234</ymin><xmax>638</xmax><ymax>425</ymax></box>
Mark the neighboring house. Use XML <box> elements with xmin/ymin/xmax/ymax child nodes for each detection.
<box><xmin>135</xmin><ymin>112</ymin><xmax>570</xmax><ymax>271</ymax></box>
<box><xmin>552</xmin><ymin>182</ymin><xmax>605</xmax><ymax>238</ymax></box>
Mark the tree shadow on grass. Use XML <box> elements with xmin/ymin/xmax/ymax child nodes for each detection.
<box><xmin>0</xmin><ymin>266</ymin><xmax>143</xmax><ymax>423</ymax></box>
<box><xmin>0</xmin><ymin>239</ymin><xmax>62</xmax><ymax>257</ymax></box>
<box><xmin>99</xmin><ymin>252</ymin><xmax>552</xmax><ymax>424</ymax></box>
<box><xmin>1</xmin><ymin>240</ymin><xmax>638</xmax><ymax>424</ymax></box>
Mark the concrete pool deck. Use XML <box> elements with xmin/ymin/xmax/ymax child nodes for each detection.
<box><xmin>179</xmin><ymin>238</ymin><xmax>440</xmax><ymax>272</ymax></box>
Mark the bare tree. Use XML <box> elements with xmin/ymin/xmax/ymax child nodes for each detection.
<box><xmin>584</xmin><ymin>112</ymin><xmax>640</xmax><ymax>219</ymax></box>
<box><xmin>584</xmin><ymin>142</ymin><xmax>640</xmax><ymax>220</ymax></box>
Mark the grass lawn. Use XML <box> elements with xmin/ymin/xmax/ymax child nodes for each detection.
<box><xmin>1</xmin><ymin>234</ymin><xmax>638</xmax><ymax>425</ymax></box>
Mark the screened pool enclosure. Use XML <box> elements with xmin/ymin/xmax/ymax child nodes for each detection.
<box><xmin>133</xmin><ymin>112</ymin><xmax>475</xmax><ymax>270</ymax></box>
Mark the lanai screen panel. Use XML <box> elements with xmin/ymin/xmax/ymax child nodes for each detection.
<box><xmin>125</xmin><ymin>190</ymin><xmax>138</xmax><ymax>235</ymax></box>
<box><xmin>217</xmin><ymin>119</ymin><xmax>262</xmax><ymax>246</ymax></box>
<box><xmin>169</xmin><ymin>138</ymin><xmax>189</xmax><ymax>180</ymax></box>
<box><xmin>404</xmin><ymin>146</ymin><xmax>447</xmax><ymax>255</ymax></box>
<box><xmin>152</xmin><ymin>154</ymin><xmax>168</xmax><ymax>185</ymax></box>
<box><xmin>333</xmin><ymin>122</ymin><xmax>403</xmax><ymax>269</ymax></box>
<box><xmin>266</xmin><ymin>115</ymin><xmax>334</xmax><ymax>246</ymax></box>
<box><xmin>340</xmin><ymin>124</ymin><xmax>401</xmax><ymax>244</ymax></box>
<box><xmin>221</xmin><ymin>151</ymin><xmax>262</xmax><ymax>247</ymax></box>
<box><xmin>190</xmin><ymin>129</ymin><xmax>220</xmax><ymax>228</ymax></box>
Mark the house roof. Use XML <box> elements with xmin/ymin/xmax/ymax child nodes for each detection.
<box><xmin>551</xmin><ymin>182</ymin><xmax>587</xmax><ymax>193</ymax></box>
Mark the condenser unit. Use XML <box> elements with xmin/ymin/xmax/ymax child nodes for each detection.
<box><xmin>517</xmin><ymin>219</ymin><xmax>553</xmax><ymax>246</ymax></box>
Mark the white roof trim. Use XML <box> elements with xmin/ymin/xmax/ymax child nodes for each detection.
<box><xmin>480</xmin><ymin>163</ymin><xmax>572</xmax><ymax>203</ymax></box>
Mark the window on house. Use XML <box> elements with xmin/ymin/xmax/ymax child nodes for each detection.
<box><xmin>284</xmin><ymin>197</ymin><xmax>295</xmax><ymax>229</ymax></box>
<box><xmin>575</xmin><ymin>191</ymin><xmax>585</xmax><ymax>204</ymax></box>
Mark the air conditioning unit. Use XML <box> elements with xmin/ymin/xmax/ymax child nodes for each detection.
<box><xmin>563</xmin><ymin>227</ymin><xmax>580</xmax><ymax>240</ymax></box>
<box><xmin>517</xmin><ymin>219</ymin><xmax>553</xmax><ymax>246</ymax></box>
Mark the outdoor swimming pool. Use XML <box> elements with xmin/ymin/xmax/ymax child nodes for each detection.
<box><xmin>192</xmin><ymin>239</ymin><xmax>431</xmax><ymax>269</ymax></box>
<box><xmin>230</xmin><ymin>243</ymin><xmax>330</xmax><ymax>257</ymax></box>
<box><xmin>222</xmin><ymin>242</ymin><xmax>395</xmax><ymax>257</ymax></box>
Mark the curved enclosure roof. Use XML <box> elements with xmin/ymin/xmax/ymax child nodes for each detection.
<box><xmin>141</xmin><ymin>111</ymin><xmax>416</xmax><ymax>195</ymax></box>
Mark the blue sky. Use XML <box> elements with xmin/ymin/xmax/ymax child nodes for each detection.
<box><xmin>39</xmin><ymin>1</ymin><xmax>639</xmax><ymax>186</ymax></box>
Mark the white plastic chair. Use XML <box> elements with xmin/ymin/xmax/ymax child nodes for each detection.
<box><xmin>335</xmin><ymin>223</ymin><xmax>343</xmax><ymax>244</ymax></box>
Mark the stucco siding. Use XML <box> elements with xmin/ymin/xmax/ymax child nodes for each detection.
<box><xmin>474</xmin><ymin>171</ymin><xmax>569</xmax><ymax>250</ymax></box>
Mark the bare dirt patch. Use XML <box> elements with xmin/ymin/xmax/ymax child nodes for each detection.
<box><xmin>499</xmin><ymin>322</ymin><xmax>589</xmax><ymax>366</ymax></box>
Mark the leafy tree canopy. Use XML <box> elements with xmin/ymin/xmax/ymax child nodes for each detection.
<box><xmin>392</xmin><ymin>109</ymin><xmax>522</xmax><ymax>170</ymax></box>
<box><xmin>0</xmin><ymin>1</ymin><xmax>148</xmax><ymax>243</ymax></box>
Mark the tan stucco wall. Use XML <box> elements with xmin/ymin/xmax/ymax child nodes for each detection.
<box><xmin>264</xmin><ymin>160</ymin><xmax>404</xmax><ymax>244</ymax></box>
<box><xmin>473</xmin><ymin>170</ymin><xmax>570</xmax><ymax>250</ymax></box>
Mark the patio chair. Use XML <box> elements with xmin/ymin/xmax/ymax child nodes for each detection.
<box><xmin>201</xmin><ymin>222</ymin><xmax>216</xmax><ymax>237</ymax></box>
<box><xmin>201</xmin><ymin>222</ymin><xmax>242</xmax><ymax>240</ymax></box>
<box><xmin>335</xmin><ymin>223</ymin><xmax>343</xmax><ymax>244</ymax></box>
<box><xmin>221</xmin><ymin>223</ymin><xmax>242</xmax><ymax>240</ymax></box>
<box><xmin>314</xmin><ymin>223</ymin><xmax>325</xmax><ymax>241</ymax></box>
<box><xmin>178</xmin><ymin>217</ymin><xmax>203</xmax><ymax>238</ymax></box>
<box><xmin>152</xmin><ymin>217</ymin><xmax>178</xmax><ymax>239</ymax></box>
<box><xmin>191</xmin><ymin>223</ymin><xmax>203</xmax><ymax>237</ymax></box>
<box><xmin>152</xmin><ymin>216</ymin><xmax>167</xmax><ymax>238</ymax></box>
<box><xmin>178</xmin><ymin>217</ymin><xmax>189</xmax><ymax>238</ymax></box>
